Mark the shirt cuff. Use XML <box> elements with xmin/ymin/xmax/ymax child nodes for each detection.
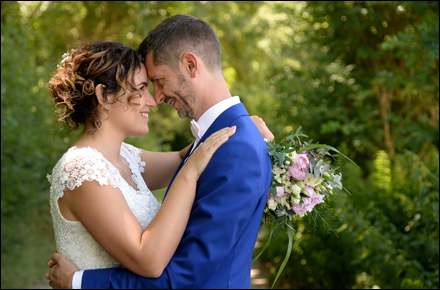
<box><xmin>72</xmin><ymin>270</ymin><xmax>84</xmax><ymax>289</ymax></box>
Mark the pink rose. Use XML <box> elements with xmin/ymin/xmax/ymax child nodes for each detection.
<box><xmin>276</xmin><ymin>186</ymin><xmax>285</xmax><ymax>198</ymax></box>
<box><xmin>287</xmin><ymin>153</ymin><xmax>309</xmax><ymax>180</ymax></box>
<box><xmin>305</xmin><ymin>185</ymin><xmax>324</xmax><ymax>203</ymax></box>
<box><xmin>291</xmin><ymin>203</ymin><xmax>309</xmax><ymax>216</ymax></box>
<box><xmin>291</xmin><ymin>185</ymin><xmax>325</xmax><ymax>216</ymax></box>
<box><xmin>303</xmin><ymin>185</ymin><xmax>316</xmax><ymax>198</ymax></box>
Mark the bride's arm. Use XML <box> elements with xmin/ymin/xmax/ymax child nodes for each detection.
<box><xmin>140</xmin><ymin>144</ymin><xmax>191</xmax><ymax>191</ymax></box>
<box><xmin>141</xmin><ymin>115</ymin><xmax>273</xmax><ymax>191</ymax></box>
<box><xmin>63</xmin><ymin>127</ymin><xmax>236</xmax><ymax>278</ymax></box>
<box><xmin>250</xmin><ymin>115</ymin><xmax>274</xmax><ymax>141</ymax></box>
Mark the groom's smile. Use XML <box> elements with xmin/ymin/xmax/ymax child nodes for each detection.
<box><xmin>165</xmin><ymin>97</ymin><xmax>176</xmax><ymax>107</ymax></box>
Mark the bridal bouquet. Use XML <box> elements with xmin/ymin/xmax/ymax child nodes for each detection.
<box><xmin>253</xmin><ymin>127</ymin><xmax>358</xmax><ymax>288</ymax></box>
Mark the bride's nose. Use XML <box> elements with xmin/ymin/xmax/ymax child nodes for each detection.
<box><xmin>146</xmin><ymin>93</ymin><xmax>157</xmax><ymax>108</ymax></box>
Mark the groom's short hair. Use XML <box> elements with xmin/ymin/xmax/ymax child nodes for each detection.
<box><xmin>138</xmin><ymin>14</ymin><xmax>222</xmax><ymax>77</ymax></box>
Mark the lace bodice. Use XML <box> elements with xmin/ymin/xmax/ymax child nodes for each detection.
<box><xmin>47</xmin><ymin>142</ymin><xmax>161</xmax><ymax>270</ymax></box>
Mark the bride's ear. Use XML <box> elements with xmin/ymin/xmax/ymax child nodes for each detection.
<box><xmin>95</xmin><ymin>84</ymin><xmax>111</xmax><ymax>109</ymax></box>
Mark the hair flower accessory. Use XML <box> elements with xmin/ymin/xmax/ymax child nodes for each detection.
<box><xmin>252</xmin><ymin>126</ymin><xmax>359</xmax><ymax>288</ymax></box>
<box><xmin>57</xmin><ymin>49</ymin><xmax>74</xmax><ymax>68</ymax></box>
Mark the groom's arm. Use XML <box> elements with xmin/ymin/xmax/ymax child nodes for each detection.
<box><xmin>82</xmin><ymin>267</ymin><xmax>171</xmax><ymax>289</ymax></box>
<box><xmin>47</xmin><ymin>235</ymin><xmax>172</xmax><ymax>289</ymax></box>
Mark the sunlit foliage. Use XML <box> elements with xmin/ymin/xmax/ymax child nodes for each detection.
<box><xmin>1</xmin><ymin>1</ymin><xmax>438</xmax><ymax>288</ymax></box>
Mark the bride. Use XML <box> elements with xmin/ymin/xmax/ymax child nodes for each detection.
<box><xmin>46</xmin><ymin>40</ymin><xmax>273</xmax><ymax>284</ymax></box>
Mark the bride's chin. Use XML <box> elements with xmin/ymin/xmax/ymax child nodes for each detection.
<box><xmin>137</xmin><ymin>128</ymin><xmax>150</xmax><ymax>136</ymax></box>
<box><xmin>126</xmin><ymin>127</ymin><xmax>149</xmax><ymax>137</ymax></box>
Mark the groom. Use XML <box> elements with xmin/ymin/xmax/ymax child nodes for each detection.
<box><xmin>47</xmin><ymin>14</ymin><xmax>271</xmax><ymax>289</ymax></box>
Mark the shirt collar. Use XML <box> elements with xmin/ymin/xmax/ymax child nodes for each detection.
<box><xmin>194</xmin><ymin>96</ymin><xmax>240</xmax><ymax>139</ymax></box>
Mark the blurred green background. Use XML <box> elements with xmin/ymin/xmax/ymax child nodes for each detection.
<box><xmin>1</xmin><ymin>1</ymin><xmax>438</xmax><ymax>289</ymax></box>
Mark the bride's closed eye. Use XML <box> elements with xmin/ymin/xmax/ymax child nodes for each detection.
<box><xmin>137</xmin><ymin>82</ymin><xmax>149</xmax><ymax>91</ymax></box>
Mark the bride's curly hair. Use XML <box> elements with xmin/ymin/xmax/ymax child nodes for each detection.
<box><xmin>49</xmin><ymin>41</ymin><xmax>144</xmax><ymax>134</ymax></box>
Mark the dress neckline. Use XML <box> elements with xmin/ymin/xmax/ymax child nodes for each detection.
<box><xmin>68</xmin><ymin>144</ymin><xmax>141</xmax><ymax>193</ymax></box>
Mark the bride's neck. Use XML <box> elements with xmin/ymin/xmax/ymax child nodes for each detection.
<box><xmin>73</xmin><ymin>122</ymin><xmax>125</xmax><ymax>164</ymax></box>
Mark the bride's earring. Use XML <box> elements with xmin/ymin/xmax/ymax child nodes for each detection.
<box><xmin>105</xmin><ymin>105</ymin><xmax>110</xmax><ymax>109</ymax></box>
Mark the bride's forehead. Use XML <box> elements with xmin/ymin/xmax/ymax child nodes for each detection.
<box><xmin>134</xmin><ymin>65</ymin><xmax>148</xmax><ymax>79</ymax></box>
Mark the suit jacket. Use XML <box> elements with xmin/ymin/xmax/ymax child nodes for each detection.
<box><xmin>82</xmin><ymin>103</ymin><xmax>272</xmax><ymax>289</ymax></box>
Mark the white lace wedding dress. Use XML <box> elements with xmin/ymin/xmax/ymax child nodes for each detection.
<box><xmin>47</xmin><ymin>142</ymin><xmax>161</xmax><ymax>270</ymax></box>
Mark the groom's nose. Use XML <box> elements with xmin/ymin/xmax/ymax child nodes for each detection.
<box><xmin>154</xmin><ymin>89</ymin><xmax>165</xmax><ymax>104</ymax></box>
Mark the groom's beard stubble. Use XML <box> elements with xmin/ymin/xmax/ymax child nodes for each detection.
<box><xmin>174</xmin><ymin>73</ymin><xmax>196</xmax><ymax>119</ymax></box>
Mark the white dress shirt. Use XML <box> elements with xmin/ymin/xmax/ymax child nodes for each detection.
<box><xmin>71</xmin><ymin>96</ymin><xmax>241</xmax><ymax>289</ymax></box>
<box><xmin>189</xmin><ymin>96</ymin><xmax>240</xmax><ymax>154</ymax></box>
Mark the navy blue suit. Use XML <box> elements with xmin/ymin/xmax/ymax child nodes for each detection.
<box><xmin>82</xmin><ymin>103</ymin><xmax>271</xmax><ymax>288</ymax></box>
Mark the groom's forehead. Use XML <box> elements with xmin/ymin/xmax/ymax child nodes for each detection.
<box><xmin>145</xmin><ymin>53</ymin><xmax>160</xmax><ymax>78</ymax></box>
<box><xmin>146</xmin><ymin>65</ymin><xmax>160</xmax><ymax>80</ymax></box>
<box><xmin>146</xmin><ymin>62</ymin><xmax>172</xmax><ymax>81</ymax></box>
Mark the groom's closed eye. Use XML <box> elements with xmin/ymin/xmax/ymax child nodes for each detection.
<box><xmin>153</xmin><ymin>79</ymin><xmax>163</xmax><ymax>86</ymax></box>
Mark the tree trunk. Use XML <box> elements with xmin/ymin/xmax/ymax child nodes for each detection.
<box><xmin>373</xmin><ymin>83</ymin><xmax>394</xmax><ymax>156</ymax></box>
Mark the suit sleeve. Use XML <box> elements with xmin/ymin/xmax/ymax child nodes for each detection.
<box><xmin>166</xmin><ymin>132</ymin><xmax>267</xmax><ymax>288</ymax></box>
<box><xmin>82</xmin><ymin>266</ymin><xmax>170</xmax><ymax>289</ymax></box>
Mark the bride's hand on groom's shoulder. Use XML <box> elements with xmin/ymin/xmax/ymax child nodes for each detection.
<box><xmin>184</xmin><ymin>126</ymin><xmax>236</xmax><ymax>179</ymax></box>
<box><xmin>46</xmin><ymin>252</ymin><xmax>79</xmax><ymax>289</ymax></box>
<box><xmin>250</xmin><ymin>115</ymin><xmax>274</xmax><ymax>141</ymax></box>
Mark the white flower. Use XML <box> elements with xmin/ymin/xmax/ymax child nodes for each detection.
<box><xmin>267</xmin><ymin>198</ymin><xmax>277</xmax><ymax>211</ymax></box>
<box><xmin>292</xmin><ymin>184</ymin><xmax>302</xmax><ymax>195</ymax></box>
<box><xmin>286</xmin><ymin>151</ymin><xmax>295</xmax><ymax>160</ymax></box>
<box><xmin>273</xmin><ymin>165</ymin><xmax>285</xmax><ymax>183</ymax></box>
<box><xmin>296</xmin><ymin>180</ymin><xmax>306</xmax><ymax>189</ymax></box>
<box><xmin>326</xmin><ymin>173</ymin><xmax>342</xmax><ymax>190</ymax></box>
<box><xmin>290</xmin><ymin>196</ymin><xmax>300</xmax><ymax>205</ymax></box>
<box><xmin>285</xmin><ymin>183</ymin><xmax>301</xmax><ymax>195</ymax></box>
<box><xmin>279</xmin><ymin>176</ymin><xmax>287</xmax><ymax>185</ymax></box>
<box><xmin>275</xmin><ymin>208</ymin><xmax>287</xmax><ymax>217</ymax></box>
<box><xmin>305</xmin><ymin>173</ymin><xmax>323</xmax><ymax>187</ymax></box>
<box><xmin>276</xmin><ymin>196</ymin><xmax>290</xmax><ymax>208</ymax></box>
<box><xmin>272</xmin><ymin>164</ymin><xmax>283</xmax><ymax>176</ymax></box>
<box><xmin>57</xmin><ymin>49</ymin><xmax>73</xmax><ymax>68</ymax></box>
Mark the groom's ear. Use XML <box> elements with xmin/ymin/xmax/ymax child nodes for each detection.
<box><xmin>180</xmin><ymin>52</ymin><xmax>198</xmax><ymax>79</ymax></box>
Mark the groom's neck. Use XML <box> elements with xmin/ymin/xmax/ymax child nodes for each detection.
<box><xmin>194</xmin><ymin>76</ymin><xmax>231</xmax><ymax>121</ymax></box>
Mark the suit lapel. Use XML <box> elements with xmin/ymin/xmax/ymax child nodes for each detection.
<box><xmin>162</xmin><ymin>103</ymin><xmax>249</xmax><ymax>202</ymax></box>
<box><xmin>194</xmin><ymin>103</ymin><xmax>248</xmax><ymax>151</ymax></box>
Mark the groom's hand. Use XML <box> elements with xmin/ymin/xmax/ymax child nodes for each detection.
<box><xmin>46</xmin><ymin>252</ymin><xmax>78</xmax><ymax>289</ymax></box>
